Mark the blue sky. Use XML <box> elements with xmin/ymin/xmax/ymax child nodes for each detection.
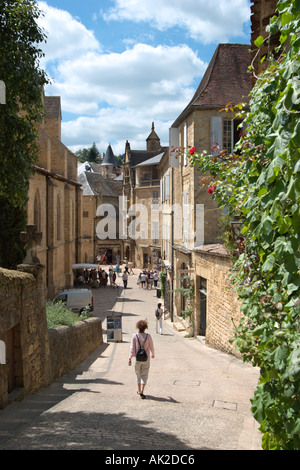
<box><xmin>37</xmin><ymin>0</ymin><xmax>251</xmax><ymax>156</ymax></box>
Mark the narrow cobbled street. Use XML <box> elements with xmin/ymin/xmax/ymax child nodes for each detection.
<box><xmin>0</xmin><ymin>269</ymin><xmax>262</xmax><ymax>451</ymax></box>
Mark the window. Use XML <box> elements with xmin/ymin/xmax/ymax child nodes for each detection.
<box><xmin>124</xmin><ymin>167</ymin><xmax>130</xmax><ymax>185</ymax></box>
<box><xmin>223</xmin><ymin>120</ymin><xmax>233</xmax><ymax>152</ymax></box>
<box><xmin>152</xmin><ymin>191</ymin><xmax>159</xmax><ymax>205</ymax></box>
<box><xmin>211</xmin><ymin>116</ymin><xmax>243</xmax><ymax>155</ymax></box>
<box><xmin>55</xmin><ymin>293</ymin><xmax>67</xmax><ymax>303</ymax></box>
<box><xmin>161</xmin><ymin>171</ymin><xmax>170</xmax><ymax>202</ymax></box>
<box><xmin>152</xmin><ymin>221</ymin><xmax>159</xmax><ymax>244</ymax></box>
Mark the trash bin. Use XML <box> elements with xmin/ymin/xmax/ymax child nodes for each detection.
<box><xmin>156</xmin><ymin>288</ymin><xmax>161</xmax><ymax>298</ymax></box>
<box><xmin>107</xmin><ymin>315</ymin><xmax>122</xmax><ymax>342</ymax></box>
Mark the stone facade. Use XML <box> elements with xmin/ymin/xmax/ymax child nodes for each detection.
<box><xmin>122</xmin><ymin>124</ymin><xmax>167</xmax><ymax>269</ymax></box>
<box><xmin>0</xmin><ymin>260</ymin><xmax>103</xmax><ymax>409</ymax></box>
<box><xmin>166</xmin><ymin>44</ymin><xmax>252</xmax><ymax>354</ymax></box>
<box><xmin>78</xmin><ymin>164</ymin><xmax>123</xmax><ymax>264</ymax></box>
<box><xmin>27</xmin><ymin>95</ymin><xmax>83</xmax><ymax>299</ymax></box>
<box><xmin>193</xmin><ymin>247</ymin><xmax>242</xmax><ymax>355</ymax></box>
<box><xmin>0</xmin><ymin>265</ymin><xmax>52</xmax><ymax>409</ymax></box>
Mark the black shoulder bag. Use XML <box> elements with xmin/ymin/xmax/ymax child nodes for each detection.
<box><xmin>136</xmin><ymin>334</ymin><xmax>148</xmax><ymax>361</ymax></box>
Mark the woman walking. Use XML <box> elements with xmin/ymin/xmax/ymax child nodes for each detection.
<box><xmin>128</xmin><ymin>320</ymin><xmax>155</xmax><ymax>399</ymax></box>
<box><xmin>155</xmin><ymin>303</ymin><xmax>163</xmax><ymax>334</ymax></box>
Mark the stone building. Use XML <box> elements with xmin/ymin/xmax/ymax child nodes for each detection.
<box><xmin>0</xmin><ymin>262</ymin><xmax>52</xmax><ymax>409</ymax></box>
<box><xmin>26</xmin><ymin>96</ymin><xmax>83</xmax><ymax>299</ymax></box>
<box><xmin>122</xmin><ymin>123</ymin><xmax>168</xmax><ymax>268</ymax></box>
<box><xmin>78</xmin><ymin>163</ymin><xmax>122</xmax><ymax>264</ymax></box>
<box><xmin>167</xmin><ymin>44</ymin><xmax>252</xmax><ymax>351</ymax></box>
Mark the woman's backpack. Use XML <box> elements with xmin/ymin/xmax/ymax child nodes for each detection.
<box><xmin>136</xmin><ymin>334</ymin><xmax>148</xmax><ymax>361</ymax></box>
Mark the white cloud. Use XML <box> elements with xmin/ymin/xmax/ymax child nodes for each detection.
<box><xmin>50</xmin><ymin>44</ymin><xmax>206</xmax><ymax>114</ymax></box>
<box><xmin>36</xmin><ymin>2</ymin><xmax>214</xmax><ymax>153</ymax></box>
<box><xmin>62</xmin><ymin>108</ymin><xmax>173</xmax><ymax>156</ymax></box>
<box><xmin>103</xmin><ymin>0</ymin><xmax>250</xmax><ymax>44</ymax></box>
<box><xmin>38</xmin><ymin>1</ymin><xmax>101</xmax><ymax>64</ymax></box>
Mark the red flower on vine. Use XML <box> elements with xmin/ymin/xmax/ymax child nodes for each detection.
<box><xmin>189</xmin><ymin>146</ymin><xmax>196</xmax><ymax>155</ymax></box>
<box><xmin>208</xmin><ymin>184</ymin><xmax>217</xmax><ymax>194</ymax></box>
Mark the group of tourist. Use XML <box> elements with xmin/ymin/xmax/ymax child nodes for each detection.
<box><xmin>75</xmin><ymin>266</ymin><xmax>118</xmax><ymax>288</ymax></box>
<box><xmin>137</xmin><ymin>270</ymin><xmax>159</xmax><ymax>289</ymax></box>
<box><xmin>75</xmin><ymin>262</ymin><xmax>135</xmax><ymax>289</ymax></box>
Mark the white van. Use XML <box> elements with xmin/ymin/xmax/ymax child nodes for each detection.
<box><xmin>54</xmin><ymin>289</ymin><xmax>94</xmax><ymax>314</ymax></box>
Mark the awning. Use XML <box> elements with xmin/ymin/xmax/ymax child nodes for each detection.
<box><xmin>72</xmin><ymin>264</ymin><xmax>100</xmax><ymax>269</ymax></box>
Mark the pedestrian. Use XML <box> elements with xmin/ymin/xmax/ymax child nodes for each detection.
<box><xmin>128</xmin><ymin>320</ymin><xmax>155</xmax><ymax>399</ymax></box>
<box><xmin>102</xmin><ymin>269</ymin><xmax>107</xmax><ymax>287</ymax></box>
<box><xmin>155</xmin><ymin>303</ymin><xmax>163</xmax><ymax>334</ymax></box>
<box><xmin>153</xmin><ymin>270</ymin><xmax>158</xmax><ymax>288</ymax></box>
<box><xmin>122</xmin><ymin>270</ymin><xmax>128</xmax><ymax>288</ymax></box>
<box><xmin>116</xmin><ymin>263</ymin><xmax>120</xmax><ymax>276</ymax></box>
<box><xmin>112</xmin><ymin>271</ymin><xmax>117</xmax><ymax>287</ymax></box>
<box><xmin>109</xmin><ymin>266</ymin><xmax>113</xmax><ymax>286</ymax></box>
<box><xmin>140</xmin><ymin>272</ymin><xmax>146</xmax><ymax>288</ymax></box>
<box><xmin>149</xmin><ymin>271</ymin><xmax>154</xmax><ymax>289</ymax></box>
<box><xmin>145</xmin><ymin>271</ymin><xmax>149</xmax><ymax>289</ymax></box>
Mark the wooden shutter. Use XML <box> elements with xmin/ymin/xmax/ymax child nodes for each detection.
<box><xmin>210</xmin><ymin>116</ymin><xmax>222</xmax><ymax>156</ymax></box>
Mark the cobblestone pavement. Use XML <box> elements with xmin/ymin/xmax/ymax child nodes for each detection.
<box><xmin>0</xmin><ymin>268</ymin><xmax>262</xmax><ymax>452</ymax></box>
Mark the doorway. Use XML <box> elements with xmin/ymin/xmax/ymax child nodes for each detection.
<box><xmin>6</xmin><ymin>328</ymin><xmax>15</xmax><ymax>393</ymax></box>
<box><xmin>199</xmin><ymin>277</ymin><xmax>207</xmax><ymax>336</ymax></box>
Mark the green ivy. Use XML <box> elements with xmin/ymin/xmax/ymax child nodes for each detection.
<box><xmin>189</xmin><ymin>0</ymin><xmax>300</xmax><ymax>450</ymax></box>
<box><xmin>159</xmin><ymin>269</ymin><xmax>167</xmax><ymax>299</ymax></box>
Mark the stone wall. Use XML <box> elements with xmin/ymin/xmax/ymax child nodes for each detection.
<box><xmin>0</xmin><ymin>265</ymin><xmax>52</xmax><ymax>409</ymax></box>
<box><xmin>0</xmin><ymin>264</ymin><xmax>103</xmax><ymax>409</ymax></box>
<box><xmin>48</xmin><ymin>317</ymin><xmax>103</xmax><ymax>381</ymax></box>
<box><xmin>193</xmin><ymin>247</ymin><xmax>242</xmax><ymax>356</ymax></box>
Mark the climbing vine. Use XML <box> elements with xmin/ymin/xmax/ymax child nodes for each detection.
<box><xmin>189</xmin><ymin>0</ymin><xmax>300</xmax><ymax>450</ymax></box>
<box><xmin>159</xmin><ymin>269</ymin><xmax>167</xmax><ymax>299</ymax></box>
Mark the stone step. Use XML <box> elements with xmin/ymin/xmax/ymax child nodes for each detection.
<box><xmin>173</xmin><ymin>322</ymin><xmax>186</xmax><ymax>332</ymax></box>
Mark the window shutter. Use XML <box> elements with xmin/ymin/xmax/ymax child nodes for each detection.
<box><xmin>169</xmin><ymin>127</ymin><xmax>179</xmax><ymax>168</ymax></box>
<box><xmin>165</xmin><ymin>170</ymin><xmax>170</xmax><ymax>200</ymax></box>
<box><xmin>210</xmin><ymin>116</ymin><xmax>222</xmax><ymax>156</ymax></box>
<box><xmin>183</xmin><ymin>121</ymin><xmax>187</xmax><ymax>165</ymax></box>
<box><xmin>160</xmin><ymin>178</ymin><xmax>163</xmax><ymax>202</ymax></box>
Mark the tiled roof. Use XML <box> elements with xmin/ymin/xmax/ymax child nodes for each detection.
<box><xmin>172</xmin><ymin>44</ymin><xmax>251</xmax><ymax>128</ymax></box>
<box><xmin>129</xmin><ymin>148</ymin><xmax>168</xmax><ymax>167</ymax></box>
<box><xmin>78</xmin><ymin>171</ymin><xmax>122</xmax><ymax>197</ymax></box>
<box><xmin>133</xmin><ymin>152</ymin><xmax>165</xmax><ymax>167</ymax></box>
<box><xmin>102</xmin><ymin>144</ymin><xmax>119</xmax><ymax>166</ymax></box>
<box><xmin>78</xmin><ymin>171</ymin><xmax>102</xmax><ymax>196</ymax></box>
<box><xmin>193</xmin><ymin>244</ymin><xmax>229</xmax><ymax>257</ymax></box>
